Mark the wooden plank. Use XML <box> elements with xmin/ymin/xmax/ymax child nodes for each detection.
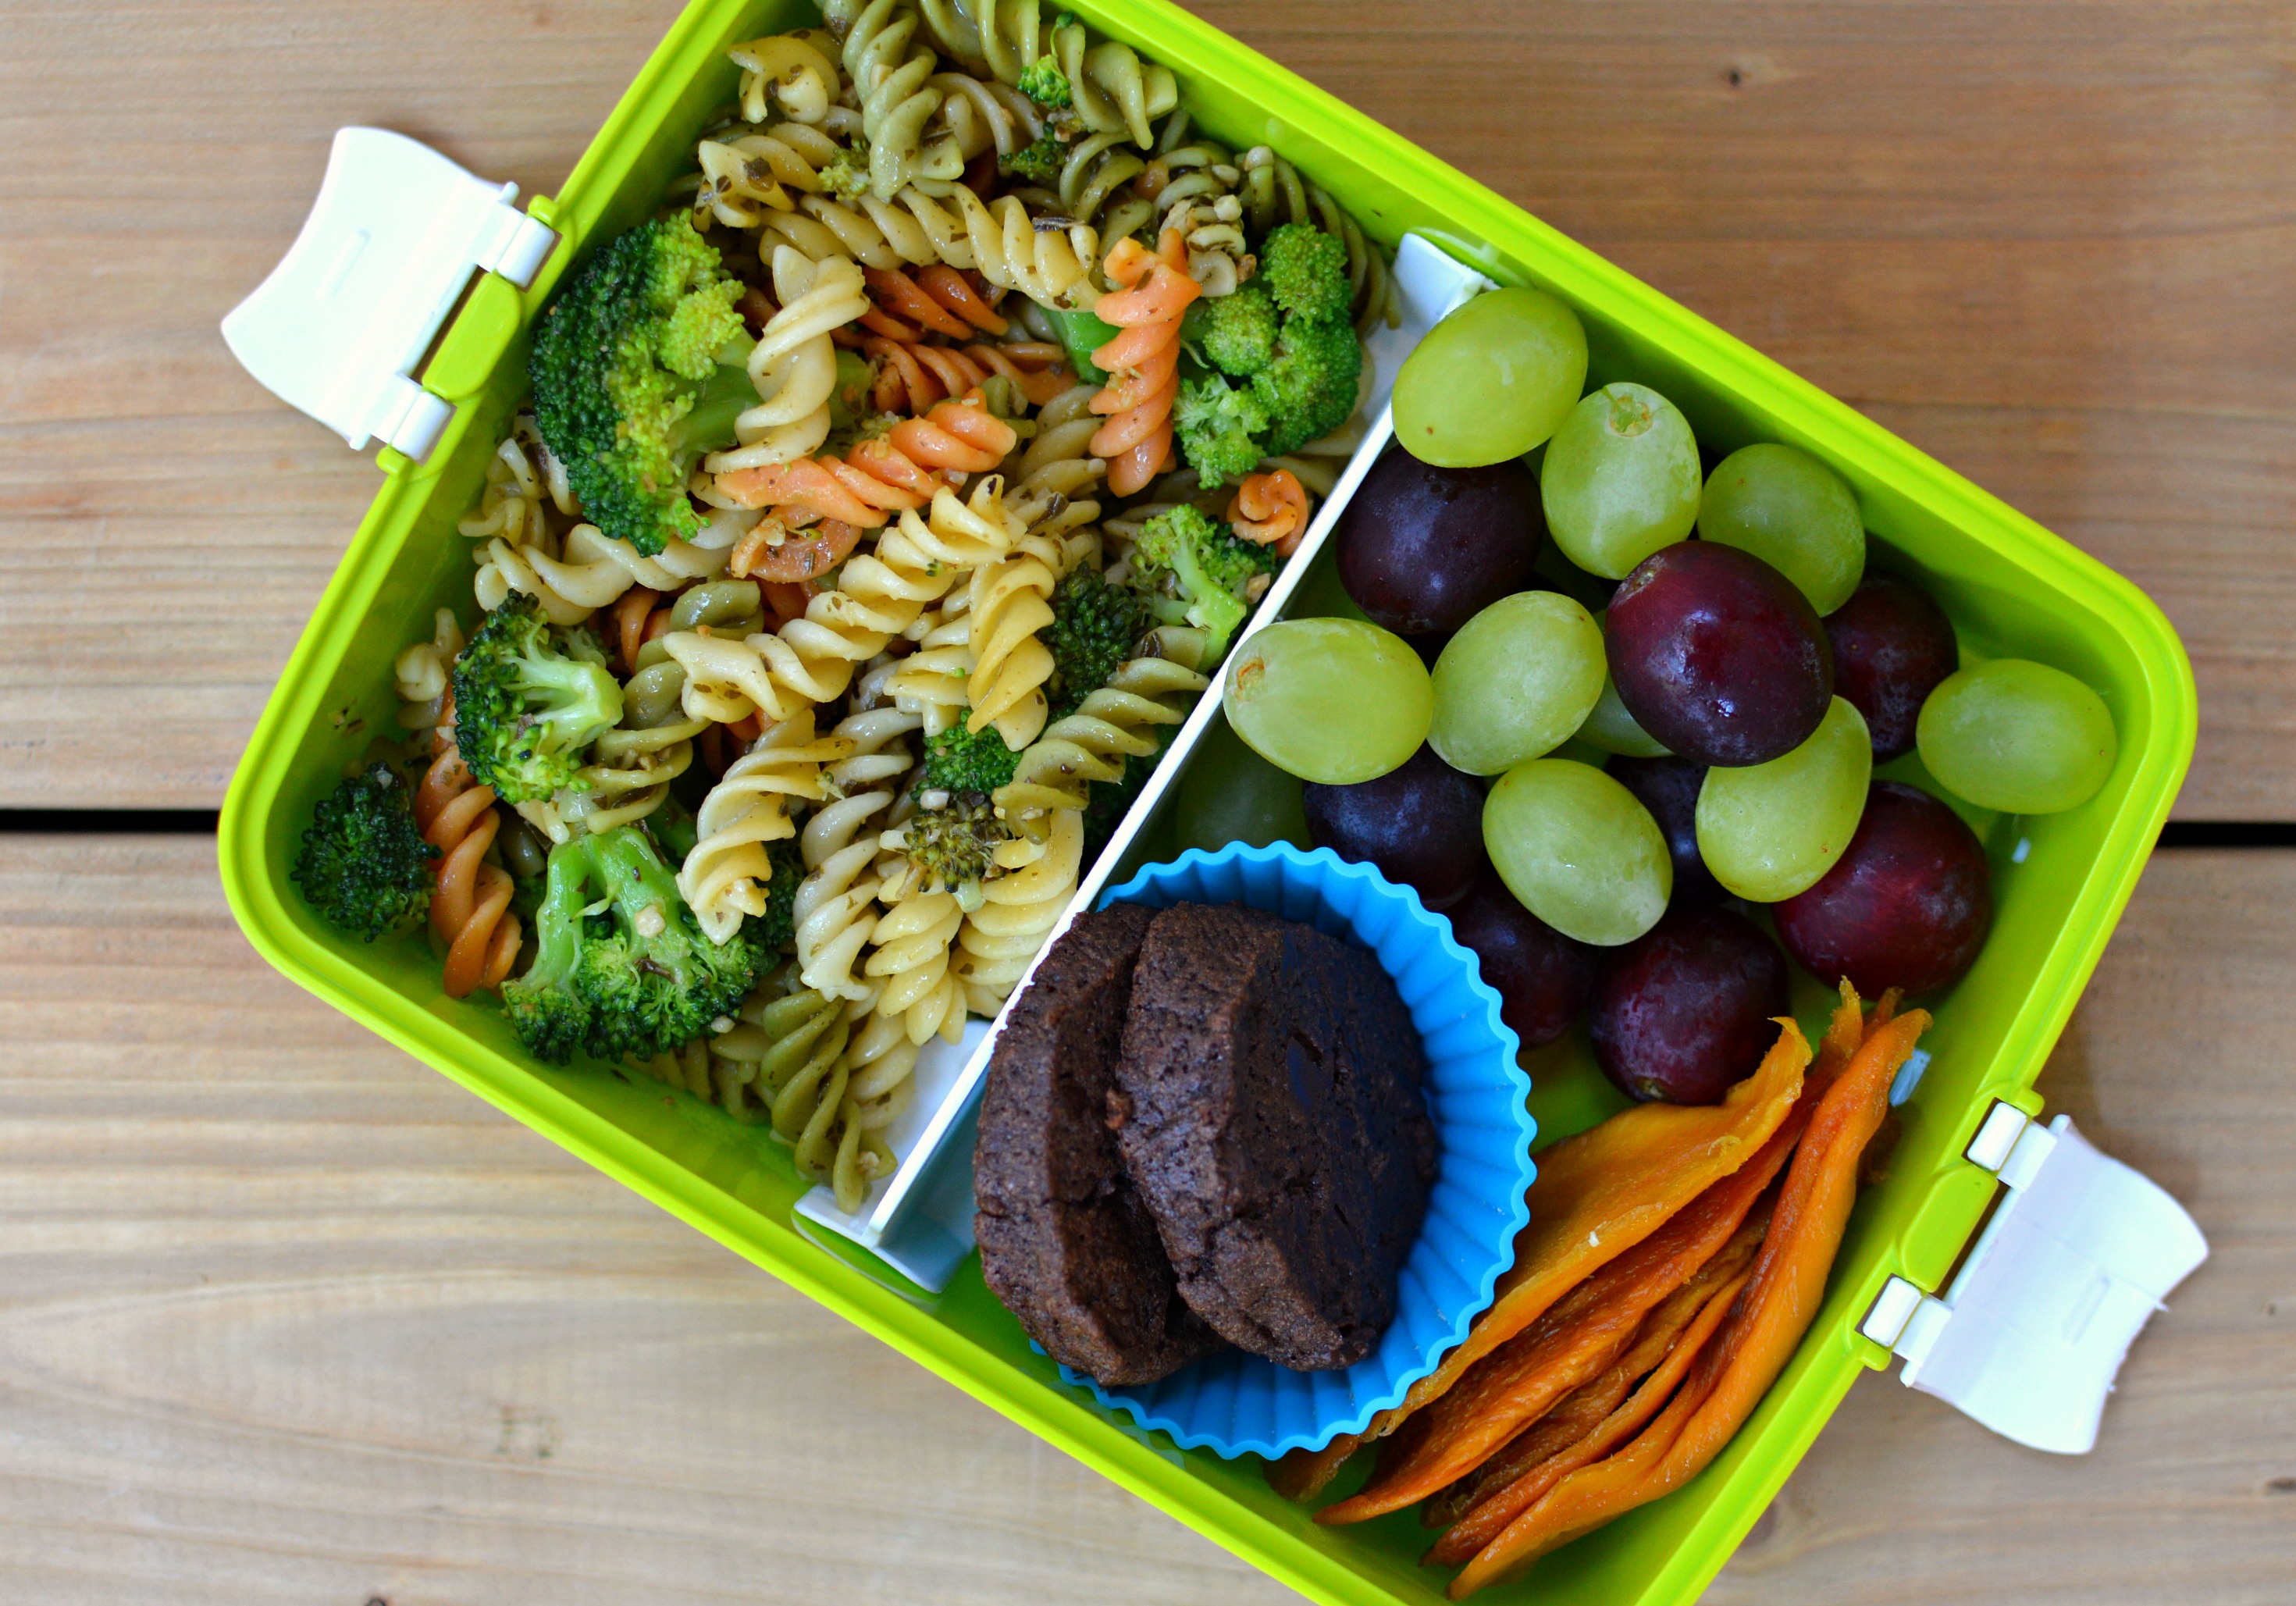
<box><xmin>1</xmin><ymin>1</ymin><xmax>2290</xmax><ymax>814</ymax></box>
<box><xmin>0</xmin><ymin>836</ymin><xmax>2286</xmax><ymax>1602</ymax></box>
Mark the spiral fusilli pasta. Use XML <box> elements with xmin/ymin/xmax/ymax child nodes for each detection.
<box><xmin>821</xmin><ymin>0</ymin><xmax>966</xmax><ymax>198</ymax></box>
<box><xmin>1228</xmin><ymin>468</ymin><xmax>1312</xmax><ymax>557</ymax></box>
<box><xmin>864</xmin><ymin>888</ymin><xmax>966</xmax><ymax>1045</ymax></box>
<box><xmin>861</xmin><ymin>334</ymin><xmax>1069</xmax><ymax>415</ymax></box>
<box><xmin>414</xmin><ymin>732</ymin><xmax>522</xmax><ymax>999</ymax></box>
<box><xmin>715</xmin><ymin>394</ymin><xmax>1018</xmax><ymax>526</ymax></box>
<box><xmin>706</xmin><ymin>249</ymin><xmax>871</xmax><ymax>472</ymax></box>
<box><xmin>962</xmin><ymin>532</ymin><xmax>1059</xmax><ymax>747</ymax></box>
<box><xmin>760</xmin><ymin>184</ymin><xmax>1098</xmax><ymax>307</ymax></box>
<box><xmin>474</xmin><ymin>523</ymin><xmax>730</xmax><ymax>627</ymax></box>
<box><xmin>393</xmin><ymin>607</ymin><xmax>465</xmax><ymax>736</ymax></box>
<box><xmin>681</xmin><ymin>710</ymin><xmax>855</xmax><ymax>945</ymax></box>
<box><xmin>666</xmin><ymin>478</ymin><xmax>1019</xmax><ymax>729</ymax></box>
<box><xmin>991</xmin><ymin>651</ymin><xmax>1209</xmax><ymax>837</ymax></box>
<box><xmin>728</xmin><ymin>30</ymin><xmax>845</xmax><ymax>128</ymax></box>
<box><xmin>952</xmin><ymin>806</ymin><xmax>1082</xmax><ymax>1013</ymax></box>
<box><xmin>1088</xmin><ymin>230</ymin><xmax>1199</xmax><ymax>497</ymax></box>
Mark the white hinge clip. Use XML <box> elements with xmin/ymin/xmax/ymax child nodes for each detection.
<box><xmin>1859</xmin><ymin>1102</ymin><xmax>2207</xmax><ymax>1455</ymax></box>
<box><xmin>220</xmin><ymin>127</ymin><xmax>559</xmax><ymax>463</ymax></box>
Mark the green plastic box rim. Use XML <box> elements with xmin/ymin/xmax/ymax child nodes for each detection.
<box><xmin>218</xmin><ymin>2</ymin><xmax>2197</xmax><ymax>1602</ymax></box>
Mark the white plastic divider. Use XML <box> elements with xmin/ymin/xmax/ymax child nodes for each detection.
<box><xmin>794</xmin><ymin>236</ymin><xmax>1493</xmax><ymax>1289</ymax></box>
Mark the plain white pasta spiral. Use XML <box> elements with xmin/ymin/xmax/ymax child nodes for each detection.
<box><xmin>886</xmin><ymin>594</ymin><xmax>975</xmax><ymax>738</ymax></box>
<box><xmin>1049</xmin><ymin>12</ymin><xmax>1177</xmax><ymax>148</ymax></box>
<box><xmin>456</xmin><ymin>414</ymin><xmax>576</xmax><ymax>546</ymax></box>
<box><xmin>792</xmin><ymin>792</ymin><xmax>897</xmax><ymax>1004</ymax></box>
<box><xmin>663</xmin><ymin>480</ymin><xmax>1020</xmax><ymax>727</ymax></box>
<box><xmin>863</xmin><ymin>888</ymin><xmax>966</xmax><ymax>1045</ymax></box>
<box><xmin>705</xmin><ymin>249</ymin><xmax>870</xmax><ymax>472</ymax></box>
<box><xmin>760</xmin><ymin>185</ymin><xmax>1097</xmax><ymax>307</ymax></box>
<box><xmin>728</xmin><ymin>30</ymin><xmax>844</xmax><ymax>126</ymax></box>
<box><xmin>821</xmin><ymin>0</ymin><xmax>965</xmax><ymax>198</ymax></box>
<box><xmin>474</xmin><ymin>523</ymin><xmax>729</xmax><ymax>627</ymax></box>
<box><xmin>952</xmin><ymin>807</ymin><xmax>1082</xmax><ymax>1013</ymax></box>
<box><xmin>991</xmin><ymin>653</ymin><xmax>1210</xmax><ymax>838</ymax></box>
<box><xmin>680</xmin><ymin>710</ymin><xmax>856</xmax><ymax>945</ymax></box>
<box><xmin>393</xmin><ymin>607</ymin><xmax>465</xmax><ymax>735</ymax></box>
<box><xmin>962</xmin><ymin>534</ymin><xmax>1059</xmax><ymax>747</ymax></box>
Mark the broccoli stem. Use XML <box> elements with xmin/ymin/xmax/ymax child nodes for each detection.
<box><xmin>671</xmin><ymin>360</ymin><xmax>762</xmax><ymax>462</ymax></box>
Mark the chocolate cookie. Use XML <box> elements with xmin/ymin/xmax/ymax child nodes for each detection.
<box><xmin>974</xmin><ymin>905</ymin><xmax>1222</xmax><ymax>1385</ymax></box>
<box><xmin>1114</xmin><ymin>904</ymin><xmax>1436</xmax><ymax>1371</ymax></box>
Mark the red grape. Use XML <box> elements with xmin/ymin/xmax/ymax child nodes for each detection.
<box><xmin>1445</xmin><ymin>870</ymin><xmax>1593</xmax><ymax>1048</ymax></box>
<box><xmin>1775</xmin><ymin>780</ymin><xmax>1992</xmax><ymax>995</ymax></box>
<box><xmin>1604</xmin><ymin>754</ymin><xmax>1723</xmax><ymax>903</ymax></box>
<box><xmin>1589</xmin><ymin>904</ymin><xmax>1790</xmax><ymax>1104</ymax></box>
<box><xmin>1337</xmin><ymin>450</ymin><xmax>1543</xmax><ymax>636</ymax></box>
<box><xmin>1302</xmin><ymin>743</ymin><xmax>1486</xmax><ymax>911</ymax></box>
<box><xmin>1826</xmin><ymin>572</ymin><xmax>1959</xmax><ymax>761</ymax></box>
<box><xmin>1606</xmin><ymin>541</ymin><xmax>1833</xmax><ymax>767</ymax></box>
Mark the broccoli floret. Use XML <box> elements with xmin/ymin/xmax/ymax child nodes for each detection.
<box><xmin>1018</xmin><ymin>53</ymin><xmax>1072</xmax><ymax>108</ymax></box>
<box><xmin>571</xmin><ymin>824</ymin><xmax>764</xmax><ymax>1061</ymax></box>
<box><xmin>1127</xmin><ymin>504</ymin><xmax>1277</xmax><ymax>664</ymax></box>
<box><xmin>529</xmin><ymin>215</ymin><xmax>756</xmax><ymax>557</ymax></box>
<box><xmin>1173</xmin><ymin>372</ymin><xmax>1275</xmax><ymax>486</ymax></box>
<box><xmin>1255</xmin><ymin>313</ymin><xmax>1365</xmax><ymax>457</ymax></box>
<box><xmin>1189</xmin><ymin>282</ymin><xmax>1279</xmax><ymax>377</ymax></box>
<box><xmin>499</xmin><ymin>834</ymin><xmax>599</xmax><ymax>1063</ymax></box>
<box><xmin>1260</xmin><ymin>222</ymin><xmax>1354</xmax><ymax>326</ymax></box>
<box><xmin>290</xmin><ymin>764</ymin><xmax>437</xmax><ymax>940</ymax></box>
<box><xmin>751</xmin><ymin>835</ymin><xmax>803</xmax><ymax>956</ymax></box>
<box><xmin>499</xmin><ymin>825</ymin><xmax>762</xmax><ymax>1064</ymax></box>
<box><xmin>1000</xmin><ymin>133</ymin><xmax>1069</xmax><ymax>185</ymax></box>
<box><xmin>900</xmin><ymin>793</ymin><xmax>1009</xmax><ymax>902</ymax></box>
<box><xmin>1045</xmin><ymin>567</ymin><xmax>1147</xmax><ymax>718</ymax></box>
<box><xmin>923</xmin><ymin>721</ymin><xmax>1023</xmax><ymax>795</ymax></box>
<box><xmin>817</xmin><ymin>138</ymin><xmax>873</xmax><ymax>200</ymax></box>
<box><xmin>451</xmin><ymin>592</ymin><xmax>625</xmax><ymax>805</ymax></box>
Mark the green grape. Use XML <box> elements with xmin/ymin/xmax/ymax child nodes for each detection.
<box><xmin>1394</xmin><ymin>287</ymin><xmax>1588</xmax><ymax>468</ymax></box>
<box><xmin>1429</xmin><ymin>591</ymin><xmax>1606</xmax><ymax>775</ymax></box>
<box><xmin>1540</xmin><ymin>383</ymin><xmax>1702</xmax><ymax>579</ymax></box>
<box><xmin>1483</xmin><ymin>759</ymin><xmax>1671</xmax><ymax>946</ymax></box>
<box><xmin>1697</xmin><ymin>443</ymin><xmax>1866</xmax><ymax>614</ymax></box>
<box><xmin>1917</xmin><ymin>658</ymin><xmax>2117</xmax><ymax>814</ymax></box>
<box><xmin>1175</xmin><ymin>714</ymin><xmax>1309</xmax><ymax>853</ymax></box>
<box><xmin>1574</xmin><ymin>610</ymin><xmax>1670</xmax><ymax>757</ymax></box>
<box><xmin>1696</xmin><ymin>696</ymin><xmax>1872</xmax><ymax>901</ymax></box>
<box><xmin>1223</xmin><ymin>618</ymin><xmax>1432</xmax><ymax>785</ymax></box>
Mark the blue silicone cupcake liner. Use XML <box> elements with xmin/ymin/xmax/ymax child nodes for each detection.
<box><xmin>1063</xmin><ymin>841</ymin><xmax>1539</xmax><ymax>1459</ymax></box>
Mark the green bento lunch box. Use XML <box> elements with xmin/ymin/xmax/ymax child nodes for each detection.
<box><xmin>215</xmin><ymin>1</ymin><xmax>2198</xmax><ymax>1601</ymax></box>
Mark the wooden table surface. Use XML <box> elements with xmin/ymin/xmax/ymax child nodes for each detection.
<box><xmin>2</xmin><ymin>2</ymin><xmax>2291</xmax><ymax>1603</ymax></box>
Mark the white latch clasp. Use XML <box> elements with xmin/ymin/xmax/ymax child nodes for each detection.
<box><xmin>221</xmin><ymin>128</ymin><xmax>558</xmax><ymax>462</ymax></box>
<box><xmin>1860</xmin><ymin>1103</ymin><xmax>2207</xmax><ymax>1454</ymax></box>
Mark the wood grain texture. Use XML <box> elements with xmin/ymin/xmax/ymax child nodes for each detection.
<box><xmin>0</xmin><ymin>1</ymin><xmax>2291</xmax><ymax>812</ymax></box>
<box><xmin>1</xmin><ymin>838</ymin><xmax>2287</xmax><ymax>1604</ymax></box>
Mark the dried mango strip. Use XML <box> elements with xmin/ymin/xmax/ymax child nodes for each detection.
<box><xmin>1320</xmin><ymin>1089</ymin><xmax>1807</xmax><ymax>1525</ymax></box>
<box><xmin>1365</xmin><ymin>1020</ymin><xmax>1809</xmax><ymax>1440</ymax></box>
<box><xmin>1426</xmin><ymin>1205</ymin><xmax>1769</xmax><ymax>1564</ymax></box>
<box><xmin>1448</xmin><ymin>1007</ymin><xmax>1928</xmax><ymax>1597</ymax></box>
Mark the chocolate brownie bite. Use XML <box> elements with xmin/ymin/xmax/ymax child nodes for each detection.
<box><xmin>1114</xmin><ymin>904</ymin><xmax>1437</xmax><ymax>1371</ymax></box>
<box><xmin>974</xmin><ymin>905</ymin><xmax>1223</xmax><ymax>1385</ymax></box>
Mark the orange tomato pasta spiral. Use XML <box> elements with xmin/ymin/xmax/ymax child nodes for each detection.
<box><xmin>862</xmin><ymin>264</ymin><xmax>1006</xmax><ymax>339</ymax></box>
<box><xmin>413</xmin><ymin>732</ymin><xmax>521</xmax><ymax>999</ymax></box>
<box><xmin>861</xmin><ymin>335</ymin><xmax>1071</xmax><ymax>415</ymax></box>
<box><xmin>1087</xmin><ymin>228</ymin><xmax>1201</xmax><ymax>496</ymax></box>
<box><xmin>1228</xmin><ymin>468</ymin><xmax>1312</xmax><ymax>557</ymax></box>
<box><xmin>714</xmin><ymin>394</ymin><xmax>1018</xmax><ymax>527</ymax></box>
